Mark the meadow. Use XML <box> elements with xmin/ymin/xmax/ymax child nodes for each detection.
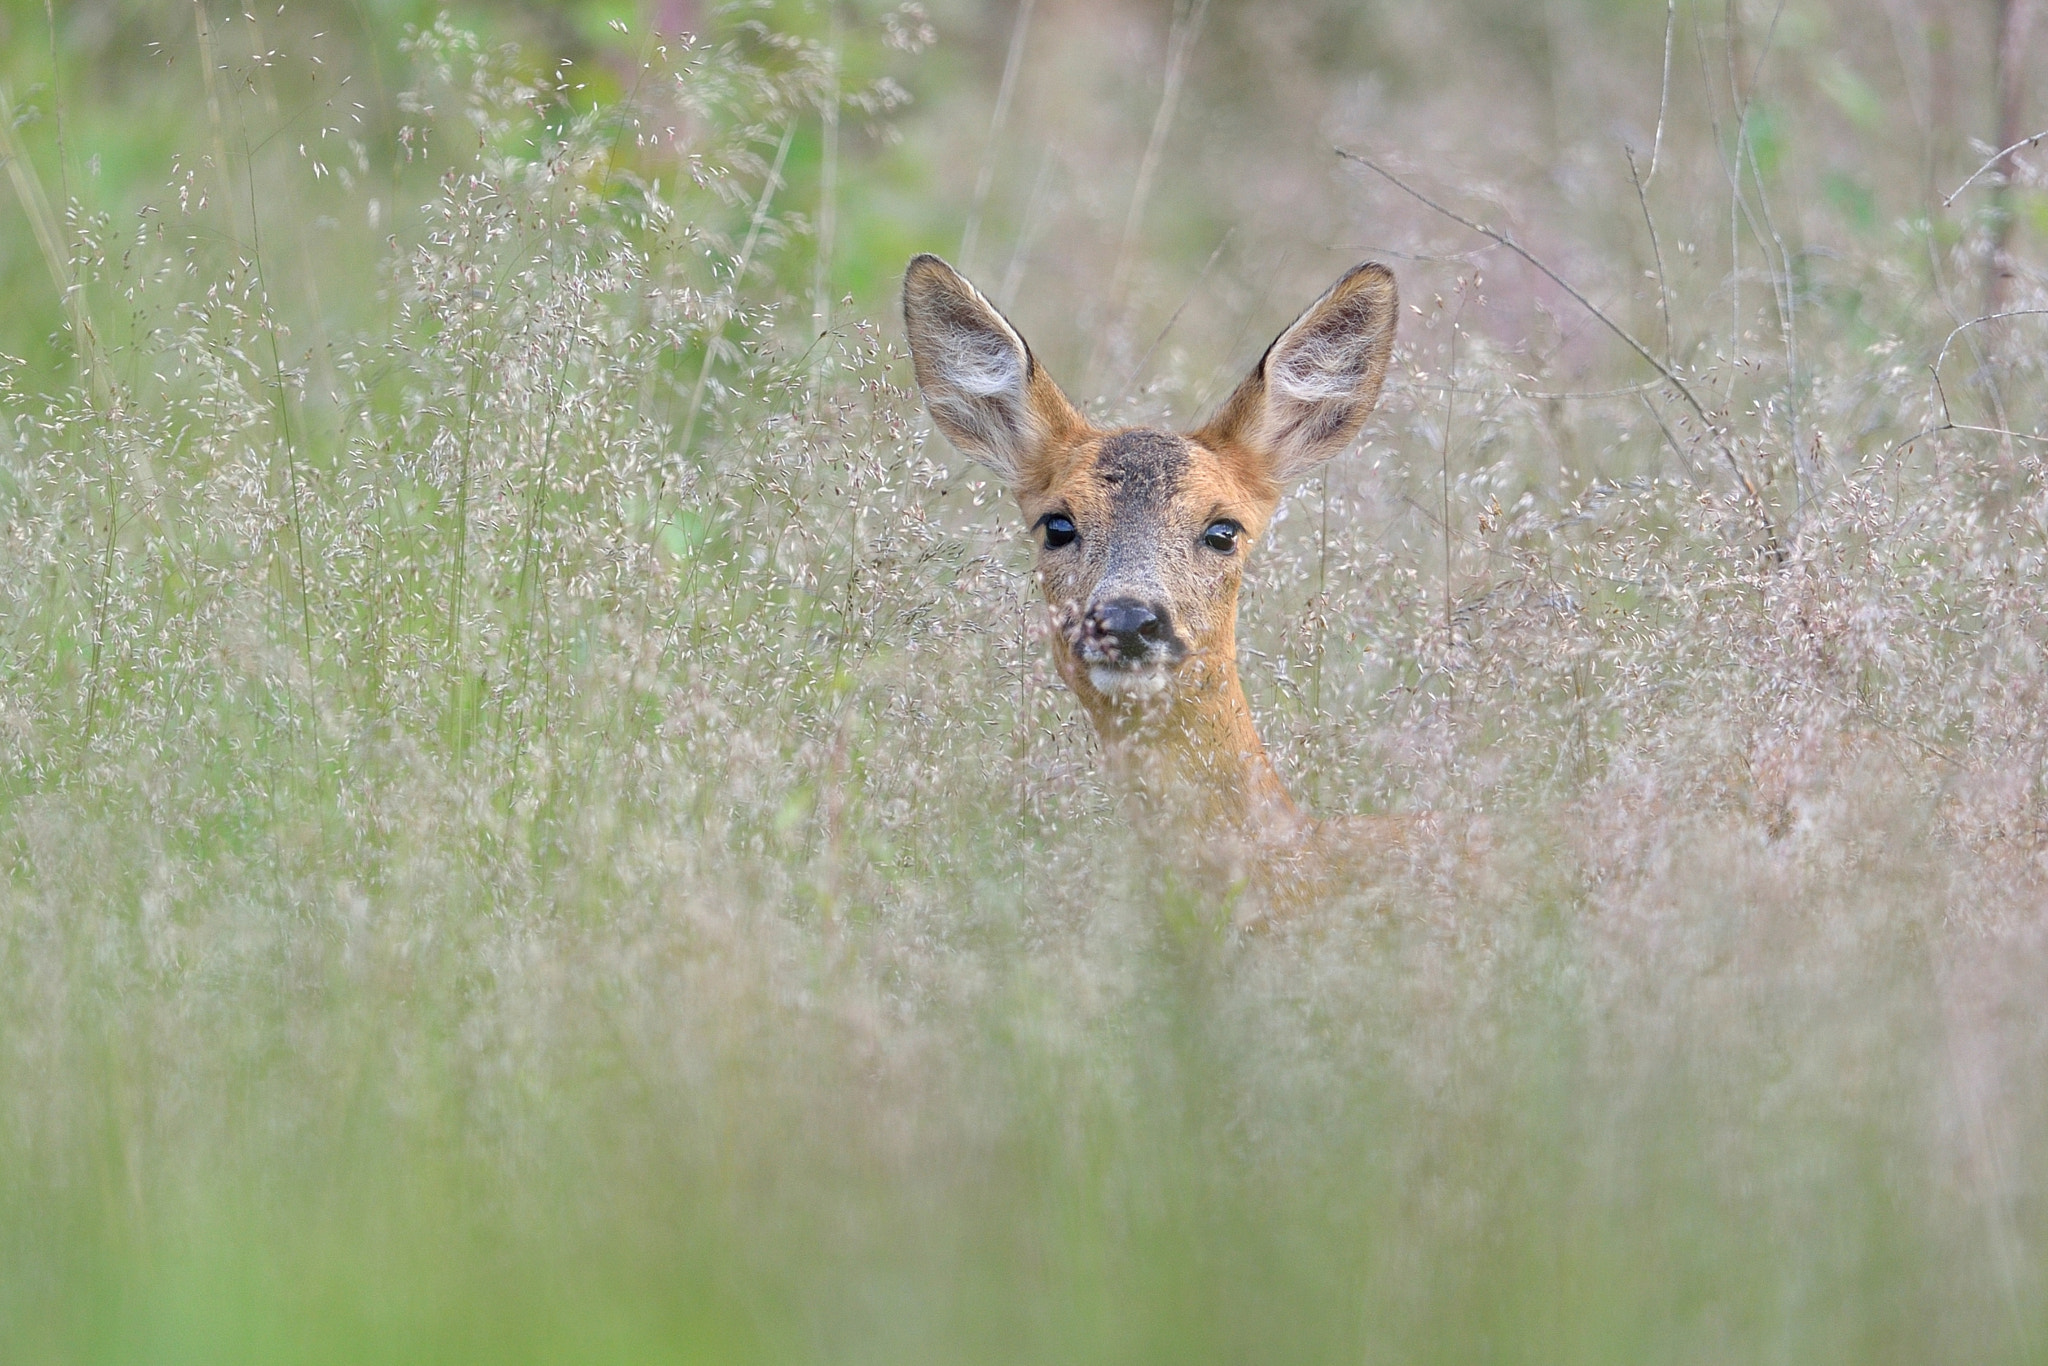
<box><xmin>2</xmin><ymin>0</ymin><xmax>2046</xmax><ymax>1359</ymax></box>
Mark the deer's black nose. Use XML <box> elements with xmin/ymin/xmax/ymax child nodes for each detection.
<box><xmin>1092</xmin><ymin>599</ymin><xmax>1166</xmax><ymax>658</ymax></box>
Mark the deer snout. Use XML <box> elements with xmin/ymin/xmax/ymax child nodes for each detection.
<box><xmin>1086</xmin><ymin>598</ymin><xmax>1178</xmax><ymax>664</ymax></box>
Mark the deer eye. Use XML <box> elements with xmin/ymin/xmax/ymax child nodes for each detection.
<box><xmin>1039</xmin><ymin>513</ymin><xmax>1077</xmax><ymax>550</ymax></box>
<box><xmin>1201</xmin><ymin>520</ymin><xmax>1241</xmax><ymax>554</ymax></box>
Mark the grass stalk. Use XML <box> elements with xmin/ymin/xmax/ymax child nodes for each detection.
<box><xmin>959</xmin><ymin>0</ymin><xmax>1036</xmax><ymax>274</ymax></box>
<box><xmin>1093</xmin><ymin>0</ymin><xmax>1210</xmax><ymax>378</ymax></box>
<box><xmin>812</xmin><ymin>36</ymin><xmax>840</xmax><ymax>346</ymax></box>
<box><xmin>677</xmin><ymin>119</ymin><xmax>796</xmax><ymax>460</ymax></box>
<box><xmin>0</xmin><ymin>83</ymin><xmax>108</xmax><ymax>406</ymax></box>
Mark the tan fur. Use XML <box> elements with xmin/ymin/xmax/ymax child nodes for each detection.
<box><xmin>904</xmin><ymin>255</ymin><xmax>1411</xmax><ymax>921</ymax></box>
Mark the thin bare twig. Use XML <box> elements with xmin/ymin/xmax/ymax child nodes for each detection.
<box><xmin>1930</xmin><ymin>310</ymin><xmax>2048</xmax><ymax>469</ymax></box>
<box><xmin>1926</xmin><ymin>354</ymin><xmax>2048</xmax><ymax>447</ymax></box>
<box><xmin>1639</xmin><ymin>392</ymin><xmax>1708</xmax><ymax>479</ymax></box>
<box><xmin>1944</xmin><ymin>127</ymin><xmax>2048</xmax><ymax>207</ymax></box>
<box><xmin>1515</xmin><ymin>378</ymin><xmax>1669</xmax><ymax>401</ymax></box>
<box><xmin>1918</xmin><ymin>177</ymin><xmax>2021</xmax><ymax>454</ymax></box>
<box><xmin>1337</xmin><ymin>154</ymin><xmax>1686</xmax><ymax>418</ymax></box>
<box><xmin>1931</xmin><ymin>366</ymin><xmax>1955</xmax><ymax>428</ymax></box>
<box><xmin>1951</xmin><ymin>423</ymin><xmax>2048</xmax><ymax>445</ymax></box>
<box><xmin>1933</xmin><ymin>309</ymin><xmax>2048</xmax><ymax>379</ymax></box>
<box><xmin>1626</xmin><ymin>148</ymin><xmax>1673</xmax><ymax>360</ymax></box>
<box><xmin>1336</xmin><ymin>147</ymin><xmax>1782</xmax><ymax>558</ymax></box>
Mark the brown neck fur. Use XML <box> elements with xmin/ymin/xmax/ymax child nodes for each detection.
<box><xmin>1056</xmin><ymin>626</ymin><xmax>1424</xmax><ymax>918</ymax></box>
<box><xmin>1051</xmin><ymin>618</ymin><xmax>1305</xmax><ymax>846</ymax></box>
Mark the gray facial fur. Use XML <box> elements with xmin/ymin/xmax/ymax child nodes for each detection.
<box><xmin>1089</xmin><ymin>430</ymin><xmax>1189</xmax><ymax>615</ymax></box>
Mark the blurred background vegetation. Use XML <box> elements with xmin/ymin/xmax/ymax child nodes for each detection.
<box><xmin>4</xmin><ymin>0</ymin><xmax>2035</xmax><ymax>399</ymax></box>
<box><xmin>3</xmin><ymin>0</ymin><xmax>2047</xmax><ymax>1362</ymax></box>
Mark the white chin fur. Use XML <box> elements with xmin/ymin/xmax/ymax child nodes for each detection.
<box><xmin>1088</xmin><ymin>665</ymin><xmax>1169</xmax><ymax>699</ymax></box>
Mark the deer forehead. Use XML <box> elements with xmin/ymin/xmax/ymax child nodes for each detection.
<box><xmin>1035</xmin><ymin>429</ymin><xmax>1275</xmax><ymax>533</ymax></box>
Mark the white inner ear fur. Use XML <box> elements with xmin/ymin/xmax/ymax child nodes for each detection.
<box><xmin>907</xmin><ymin>267</ymin><xmax>1042</xmax><ymax>482</ymax></box>
<box><xmin>935</xmin><ymin>319</ymin><xmax>1027</xmax><ymax>398</ymax></box>
<box><xmin>1250</xmin><ymin>288</ymin><xmax>1390</xmax><ymax>478</ymax></box>
<box><xmin>921</xmin><ymin>314</ymin><xmax>1035</xmax><ymax>479</ymax></box>
<box><xmin>1269</xmin><ymin>294</ymin><xmax>1383</xmax><ymax>401</ymax></box>
<box><xmin>1269</xmin><ymin>331</ymin><xmax>1375</xmax><ymax>401</ymax></box>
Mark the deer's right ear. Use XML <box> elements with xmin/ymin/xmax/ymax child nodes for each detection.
<box><xmin>1195</xmin><ymin>262</ymin><xmax>1398</xmax><ymax>487</ymax></box>
<box><xmin>903</xmin><ymin>254</ymin><xmax>1080</xmax><ymax>489</ymax></box>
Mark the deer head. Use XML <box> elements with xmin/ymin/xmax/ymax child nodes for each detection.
<box><xmin>903</xmin><ymin>254</ymin><xmax>1398</xmax><ymax>850</ymax></box>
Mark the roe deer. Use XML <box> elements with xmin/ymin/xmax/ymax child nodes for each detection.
<box><xmin>903</xmin><ymin>254</ymin><xmax>1419</xmax><ymax>919</ymax></box>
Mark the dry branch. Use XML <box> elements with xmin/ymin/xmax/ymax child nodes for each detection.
<box><xmin>1944</xmin><ymin>127</ymin><xmax>2048</xmax><ymax>207</ymax></box>
<box><xmin>1336</xmin><ymin>147</ymin><xmax>1783</xmax><ymax>561</ymax></box>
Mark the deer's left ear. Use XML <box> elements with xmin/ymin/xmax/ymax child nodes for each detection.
<box><xmin>1194</xmin><ymin>262</ymin><xmax>1397</xmax><ymax>486</ymax></box>
<box><xmin>903</xmin><ymin>253</ymin><xmax>1082</xmax><ymax>492</ymax></box>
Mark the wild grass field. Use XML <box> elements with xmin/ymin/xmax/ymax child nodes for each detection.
<box><xmin>2</xmin><ymin>0</ymin><xmax>2046</xmax><ymax>1359</ymax></box>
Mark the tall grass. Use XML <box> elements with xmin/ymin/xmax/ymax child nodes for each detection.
<box><xmin>3</xmin><ymin>1</ymin><xmax>2047</xmax><ymax>1360</ymax></box>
